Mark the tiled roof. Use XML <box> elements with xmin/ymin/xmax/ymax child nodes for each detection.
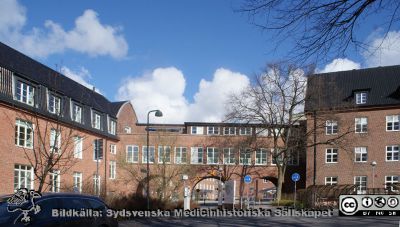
<box><xmin>0</xmin><ymin>42</ymin><xmax>122</xmax><ymax>118</ymax></box>
<box><xmin>305</xmin><ymin>65</ymin><xmax>400</xmax><ymax>112</ymax></box>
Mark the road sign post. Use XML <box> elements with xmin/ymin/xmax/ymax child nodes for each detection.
<box><xmin>291</xmin><ymin>173</ymin><xmax>300</xmax><ymax>208</ymax></box>
<box><xmin>244</xmin><ymin>175</ymin><xmax>251</xmax><ymax>209</ymax></box>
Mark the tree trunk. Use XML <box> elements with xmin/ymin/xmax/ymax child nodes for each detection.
<box><xmin>275</xmin><ymin>165</ymin><xmax>286</xmax><ymax>202</ymax></box>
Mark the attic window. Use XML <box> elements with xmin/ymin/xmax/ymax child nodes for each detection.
<box><xmin>355</xmin><ymin>92</ymin><xmax>367</xmax><ymax>104</ymax></box>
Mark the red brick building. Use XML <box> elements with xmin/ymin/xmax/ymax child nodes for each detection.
<box><xmin>305</xmin><ymin>66</ymin><xmax>400</xmax><ymax>193</ymax></box>
<box><xmin>0</xmin><ymin>42</ymin><xmax>304</xmax><ymax>201</ymax></box>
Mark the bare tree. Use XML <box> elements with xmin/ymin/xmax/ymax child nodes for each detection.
<box><xmin>225</xmin><ymin>63</ymin><xmax>353</xmax><ymax>201</ymax></box>
<box><xmin>239</xmin><ymin>0</ymin><xmax>400</xmax><ymax>63</ymax></box>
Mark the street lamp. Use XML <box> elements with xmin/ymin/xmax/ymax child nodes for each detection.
<box><xmin>146</xmin><ymin>109</ymin><xmax>163</xmax><ymax>209</ymax></box>
<box><xmin>371</xmin><ymin>161</ymin><xmax>377</xmax><ymax>189</ymax></box>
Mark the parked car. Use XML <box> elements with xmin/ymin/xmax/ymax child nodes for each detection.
<box><xmin>0</xmin><ymin>193</ymin><xmax>118</xmax><ymax>227</ymax></box>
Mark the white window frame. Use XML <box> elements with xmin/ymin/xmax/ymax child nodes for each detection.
<box><xmin>110</xmin><ymin>144</ymin><xmax>116</xmax><ymax>155</ymax></box>
<box><xmin>239</xmin><ymin>127</ymin><xmax>252</xmax><ymax>135</ymax></box>
<box><xmin>14</xmin><ymin>164</ymin><xmax>34</xmax><ymax>191</ymax></box>
<box><xmin>142</xmin><ymin>146</ymin><xmax>155</xmax><ymax>163</ymax></box>
<box><xmin>325</xmin><ymin>120</ymin><xmax>338</xmax><ymax>135</ymax></box>
<box><xmin>50</xmin><ymin>170</ymin><xmax>60</xmax><ymax>193</ymax></box>
<box><xmin>354</xmin><ymin>147</ymin><xmax>367</xmax><ymax>162</ymax></box>
<box><xmin>50</xmin><ymin>128</ymin><xmax>61</xmax><ymax>153</ymax></box>
<box><xmin>325</xmin><ymin>148</ymin><xmax>338</xmax><ymax>163</ymax></box>
<box><xmin>124</xmin><ymin>126</ymin><xmax>132</xmax><ymax>134</ymax></box>
<box><xmin>48</xmin><ymin>92</ymin><xmax>61</xmax><ymax>115</ymax></box>
<box><xmin>223</xmin><ymin>127</ymin><xmax>236</xmax><ymax>135</ymax></box>
<box><xmin>109</xmin><ymin>120</ymin><xmax>117</xmax><ymax>135</ymax></box>
<box><xmin>386</xmin><ymin>115</ymin><xmax>400</xmax><ymax>131</ymax></box>
<box><xmin>325</xmin><ymin>176</ymin><xmax>338</xmax><ymax>185</ymax></box>
<box><xmin>74</xmin><ymin>136</ymin><xmax>83</xmax><ymax>159</ymax></box>
<box><xmin>71</xmin><ymin>102</ymin><xmax>82</xmax><ymax>123</ymax></box>
<box><xmin>255</xmin><ymin>128</ymin><xmax>269</xmax><ymax>137</ymax></box>
<box><xmin>15</xmin><ymin>80</ymin><xmax>35</xmax><ymax>106</ymax></box>
<box><xmin>15</xmin><ymin>119</ymin><xmax>33</xmax><ymax>149</ymax></box>
<box><xmin>207</xmin><ymin>147</ymin><xmax>219</xmax><ymax>164</ymax></box>
<box><xmin>92</xmin><ymin>112</ymin><xmax>101</xmax><ymax>130</ymax></box>
<box><xmin>158</xmin><ymin>146</ymin><xmax>171</xmax><ymax>164</ymax></box>
<box><xmin>356</xmin><ymin>92</ymin><xmax>367</xmax><ymax>104</ymax></box>
<box><xmin>385</xmin><ymin>176</ymin><xmax>399</xmax><ymax>192</ymax></box>
<box><xmin>223</xmin><ymin>148</ymin><xmax>235</xmax><ymax>165</ymax></box>
<box><xmin>355</xmin><ymin>117</ymin><xmax>368</xmax><ymax>133</ymax></box>
<box><xmin>73</xmin><ymin>172</ymin><xmax>82</xmax><ymax>193</ymax></box>
<box><xmin>126</xmin><ymin>145</ymin><xmax>139</xmax><ymax>163</ymax></box>
<box><xmin>240</xmin><ymin>149</ymin><xmax>251</xmax><ymax>165</ymax></box>
<box><xmin>191</xmin><ymin>126</ymin><xmax>197</xmax><ymax>134</ymax></box>
<box><xmin>354</xmin><ymin>176</ymin><xmax>367</xmax><ymax>194</ymax></box>
<box><xmin>207</xmin><ymin>126</ymin><xmax>219</xmax><ymax>135</ymax></box>
<box><xmin>190</xmin><ymin>147</ymin><xmax>203</xmax><ymax>164</ymax></box>
<box><xmin>255</xmin><ymin>148</ymin><xmax>267</xmax><ymax>165</ymax></box>
<box><xmin>109</xmin><ymin>161</ymin><xmax>116</xmax><ymax>179</ymax></box>
<box><xmin>175</xmin><ymin>147</ymin><xmax>187</xmax><ymax>164</ymax></box>
<box><xmin>386</xmin><ymin>145</ymin><xmax>399</xmax><ymax>161</ymax></box>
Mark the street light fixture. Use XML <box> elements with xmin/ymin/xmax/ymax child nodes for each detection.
<box><xmin>146</xmin><ymin>109</ymin><xmax>163</xmax><ymax>209</ymax></box>
<box><xmin>371</xmin><ymin>161</ymin><xmax>377</xmax><ymax>189</ymax></box>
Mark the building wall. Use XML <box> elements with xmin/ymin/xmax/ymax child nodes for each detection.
<box><xmin>306</xmin><ymin>108</ymin><xmax>400</xmax><ymax>189</ymax></box>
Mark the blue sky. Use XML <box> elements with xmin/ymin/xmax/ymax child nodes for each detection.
<box><xmin>1</xmin><ymin>0</ymin><xmax>400</xmax><ymax>123</ymax></box>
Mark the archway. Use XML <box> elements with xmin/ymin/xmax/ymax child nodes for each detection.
<box><xmin>190</xmin><ymin>176</ymin><xmax>225</xmax><ymax>201</ymax></box>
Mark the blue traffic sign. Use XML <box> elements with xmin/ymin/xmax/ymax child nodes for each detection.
<box><xmin>291</xmin><ymin>173</ymin><xmax>300</xmax><ymax>182</ymax></box>
<box><xmin>244</xmin><ymin>175</ymin><xmax>252</xmax><ymax>184</ymax></box>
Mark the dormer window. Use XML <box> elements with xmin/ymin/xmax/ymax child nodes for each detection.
<box><xmin>108</xmin><ymin>119</ymin><xmax>117</xmax><ymax>135</ymax></box>
<box><xmin>355</xmin><ymin>92</ymin><xmax>367</xmax><ymax>104</ymax></box>
<box><xmin>92</xmin><ymin>111</ymin><xmax>101</xmax><ymax>130</ymax></box>
<box><xmin>15</xmin><ymin>80</ymin><xmax>35</xmax><ymax>106</ymax></box>
<box><xmin>48</xmin><ymin>92</ymin><xmax>61</xmax><ymax>115</ymax></box>
<box><xmin>71</xmin><ymin>102</ymin><xmax>82</xmax><ymax>123</ymax></box>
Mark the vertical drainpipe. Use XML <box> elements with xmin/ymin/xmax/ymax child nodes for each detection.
<box><xmin>105</xmin><ymin>138</ymin><xmax>108</xmax><ymax>196</ymax></box>
<box><xmin>313</xmin><ymin>110</ymin><xmax>317</xmax><ymax>186</ymax></box>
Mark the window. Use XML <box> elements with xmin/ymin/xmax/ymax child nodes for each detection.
<box><xmin>109</xmin><ymin>161</ymin><xmax>116</xmax><ymax>179</ymax></box>
<box><xmin>124</xmin><ymin>126</ymin><xmax>132</xmax><ymax>134</ymax></box>
<box><xmin>50</xmin><ymin>129</ymin><xmax>61</xmax><ymax>153</ymax></box>
<box><xmin>15</xmin><ymin>119</ymin><xmax>33</xmax><ymax>148</ymax></box>
<box><xmin>386</xmin><ymin>115</ymin><xmax>400</xmax><ymax>131</ymax></box>
<box><xmin>14</xmin><ymin>165</ymin><xmax>34</xmax><ymax>191</ymax></box>
<box><xmin>207</xmin><ymin>126</ymin><xmax>219</xmax><ymax>135</ymax></box>
<box><xmin>191</xmin><ymin>126</ymin><xmax>203</xmax><ymax>135</ymax></box>
<box><xmin>385</xmin><ymin>176</ymin><xmax>399</xmax><ymax>192</ymax></box>
<box><xmin>110</xmin><ymin>144</ymin><xmax>116</xmax><ymax>154</ymax></box>
<box><xmin>240</xmin><ymin>149</ymin><xmax>251</xmax><ymax>165</ymax></box>
<box><xmin>354</xmin><ymin>176</ymin><xmax>367</xmax><ymax>194</ymax></box>
<box><xmin>355</xmin><ymin>117</ymin><xmax>368</xmax><ymax>133</ymax></box>
<box><xmin>325</xmin><ymin>177</ymin><xmax>338</xmax><ymax>185</ymax></box>
<box><xmin>158</xmin><ymin>146</ymin><xmax>171</xmax><ymax>163</ymax></box>
<box><xmin>93</xmin><ymin>139</ymin><xmax>103</xmax><ymax>161</ymax></box>
<box><xmin>108</xmin><ymin>120</ymin><xmax>117</xmax><ymax>135</ymax></box>
<box><xmin>326</xmin><ymin>148</ymin><xmax>338</xmax><ymax>163</ymax></box>
<box><xmin>355</xmin><ymin>92</ymin><xmax>367</xmax><ymax>104</ymax></box>
<box><xmin>325</xmin><ymin>120</ymin><xmax>338</xmax><ymax>135</ymax></box>
<box><xmin>50</xmin><ymin>170</ymin><xmax>60</xmax><ymax>193</ymax></box>
<box><xmin>190</xmin><ymin>147</ymin><xmax>203</xmax><ymax>164</ymax></box>
<box><xmin>288</xmin><ymin>150</ymin><xmax>299</xmax><ymax>165</ymax></box>
<box><xmin>73</xmin><ymin>172</ymin><xmax>82</xmax><ymax>193</ymax></box>
<box><xmin>207</xmin><ymin>147</ymin><xmax>219</xmax><ymax>164</ymax></box>
<box><xmin>48</xmin><ymin>93</ymin><xmax>61</xmax><ymax>115</ymax></box>
<box><xmin>73</xmin><ymin>136</ymin><xmax>83</xmax><ymax>159</ymax></box>
<box><xmin>92</xmin><ymin>112</ymin><xmax>101</xmax><ymax>130</ymax></box>
<box><xmin>223</xmin><ymin>148</ymin><xmax>235</xmax><ymax>165</ymax></box>
<box><xmin>255</xmin><ymin>148</ymin><xmax>267</xmax><ymax>165</ymax></box>
<box><xmin>93</xmin><ymin>175</ymin><xmax>101</xmax><ymax>195</ymax></box>
<box><xmin>126</xmin><ymin>145</ymin><xmax>139</xmax><ymax>163</ymax></box>
<box><xmin>386</xmin><ymin>145</ymin><xmax>399</xmax><ymax>161</ymax></box>
<box><xmin>71</xmin><ymin>102</ymin><xmax>82</xmax><ymax>123</ymax></box>
<box><xmin>142</xmin><ymin>146</ymin><xmax>155</xmax><ymax>163</ymax></box>
<box><xmin>355</xmin><ymin>147</ymin><xmax>367</xmax><ymax>162</ymax></box>
<box><xmin>271</xmin><ymin>149</ymin><xmax>282</xmax><ymax>165</ymax></box>
<box><xmin>224</xmin><ymin>127</ymin><xmax>236</xmax><ymax>135</ymax></box>
<box><xmin>239</xmin><ymin>127</ymin><xmax>252</xmax><ymax>135</ymax></box>
<box><xmin>175</xmin><ymin>147</ymin><xmax>187</xmax><ymax>164</ymax></box>
<box><xmin>191</xmin><ymin>126</ymin><xmax>197</xmax><ymax>134</ymax></box>
<box><xmin>15</xmin><ymin>80</ymin><xmax>35</xmax><ymax>106</ymax></box>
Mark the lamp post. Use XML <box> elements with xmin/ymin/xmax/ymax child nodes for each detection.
<box><xmin>146</xmin><ymin>109</ymin><xmax>163</xmax><ymax>209</ymax></box>
<box><xmin>371</xmin><ymin>161</ymin><xmax>377</xmax><ymax>189</ymax></box>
